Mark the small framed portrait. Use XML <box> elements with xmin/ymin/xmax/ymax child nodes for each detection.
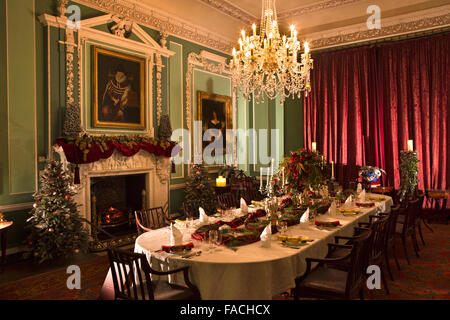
<box><xmin>91</xmin><ymin>46</ymin><xmax>145</xmax><ymax>129</ymax></box>
<box><xmin>197</xmin><ymin>91</ymin><xmax>232</xmax><ymax>156</ymax></box>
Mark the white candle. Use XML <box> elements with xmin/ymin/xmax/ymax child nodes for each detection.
<box><xmin>260</xmin><ymin>167</ymin><xmax>263</xmax><ymax>189</ymax></box>
<box><xmin>282</xmin><ymin>168</ymin><xmax>285</xmax><ymax>186</ymax></box>
<box><xmin>270</xmin><ymin>159</ymin><xmax>274</xmax><ymax>182</ymax></box>
<box><xmin>331</xmin><ymin>161</ymin><xmax>335</xmax><ymax>179</ymax></box>
<box><xmin>311</xmin><ymin>142</ymin><xmax>317</xmax><ymax>152</ymax></box>
<box><xmin>407</xmin><ymin>140</ymin><xmax>414</xmax><ymax>151</ymax></box>
<box><xmin>266</xmin><ymin>167</ymin><xmax>270</xmax><ymax>188</ymax></box>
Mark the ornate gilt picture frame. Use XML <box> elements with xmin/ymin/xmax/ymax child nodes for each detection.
<box><xmin>197</xmin><ymin>91</ymin><xmax>232</xmax><ymax>156</ymax></box>
<box><xmin>91</xmin><ymin>46</ymin><xmax>146</xmax><ymax>129</ymax></box>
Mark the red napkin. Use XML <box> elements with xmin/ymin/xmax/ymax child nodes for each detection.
<box><xmin>162</xmin><ymin>242</ymin><xmax>194</xmax><ymax>253</ymax></box>
<box><xmin>315</xmin><ymin>220</ymin><xmax>340</xmax><ymax>227</ymax></box>
<box><xmin>355</xmin><ymin>202</ymin><xmax>375</xmax><ymax>207</ymax></box>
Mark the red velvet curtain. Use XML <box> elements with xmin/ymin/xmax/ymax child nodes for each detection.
<box><xmin>304</xmin><ymin>33</ymin><xmax>449</xmax><ymax>206</ymax></box>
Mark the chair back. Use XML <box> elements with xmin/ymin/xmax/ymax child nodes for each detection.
<box><xmin>386</xmin><ymin>205</ymin><xmax>401</xmax><ymax>244</ymax></box>
<box><xmin>367</xmin><ymin>215</ymin><xmax>390</xmax><ymax>262</ymax></box>
<box><xmin>345</xmin><ymin>230</ymin><xmax>373</xmax><ymax>296</ymax></box>
<box><xmin>402</xmin><ymin>199</ymin><xmax>420</xmax><ymax>234</ymax></box>
<box><xmin>217</xmin><ymin>192</ymin><xmax>238</xmax><ymax>209</ymax></box>
<box><xmin>182</xmin><ymin>200</ymin><xmax>201</xmax><ymax>219</ymax></box>
<box><xmin>135</xmin><ymin>207</ymin><xmax>169</xmax><ymax>235</ymax></box>
<box><xmin>106</xmin><ymin>248</ymin><xmax>154</xmax><ymax>300</ymax></box>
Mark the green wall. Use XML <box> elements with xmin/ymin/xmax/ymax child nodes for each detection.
<box><xmin>0</xmin><ymin>0</ymin><xmax>302</xmax><ymax>251</ymax></box>
<box><xmin>284</xmin><ymin>97</ymin><xmax>304</xmax><ymax>155</ymax></box>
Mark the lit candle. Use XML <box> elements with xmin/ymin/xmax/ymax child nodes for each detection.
<box><xmin>407</xmin><ymin>140</ymin><xmax>414</xmax><ymax>151</ymax></box>
<box><xmin>311</xmin><ymin>142</ymin><xmax>317</xmax><ymax>152</ymax></box>
<box><xmin>216</xmin><ymin>176</ymin><xmax>226</xmax><ymax>187</ymax></box>
<box><xmin>290</xmin><ymin>25</ymin><xmax>294</xmax><ymax>37</ymax></box>
<box><xmin>252</xmin><ymin>23</ymin><xmax>256</xmax><ymax>36</ymax></box>
<box><xmin>304</xmin><ymin>41</ymin><xmax>309</xmax><ymax>53</ymax></box>
<box><xmin>266</xmin><ymin>167</ymin><xmax>270</xmax><ymax>188</ymax></box>
<box><xmin>241</xmin><ymin>29</ymin><xmax>245</xmax><ymax>40</ymax></box>
<box><xmin>331</xmin><ymin>161</ymin><xmax>335</xmax><ymax>179</ymax></box>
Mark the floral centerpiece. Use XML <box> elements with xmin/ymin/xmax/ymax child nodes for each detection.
<box><xmin>280</xmin><ymin>148</ymin><xmax>329</xmax><ymax>195</ymax></box>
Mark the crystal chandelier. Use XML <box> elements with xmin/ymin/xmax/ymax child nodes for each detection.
<box><xmin>231</xmin><ymin>0</ymin><xmax>313</xmax><ymax>104</ymax></box>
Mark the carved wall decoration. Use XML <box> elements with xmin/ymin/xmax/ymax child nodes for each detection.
<box><xmin>156</xmin><ymin>54</ymin><xmax>163</xmax><ymax>126</ymax></box>
<box><xmin>185</xmin><ymin>52</ymin><xmax>232</xmax><ymax>132</ymax></box>
<box><xmin>107</xmin><ymin>14</ymin><xmax>133</xmax><ymax>38</ymax></box>
<box><xmin>73</xmin><ymin>0</ymin><xmax>233</xmax><ymax>54</ymax></box>
<box><xmin>309</xmin><ymin>12</ymin><xmax>450</xmax><ymax>49</ymax></box>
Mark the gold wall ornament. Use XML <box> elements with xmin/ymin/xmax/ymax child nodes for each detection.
<box><xmin>231</xmin><ymin>0</ymin><xmax>313</xmax><ymax>104</ymax></box>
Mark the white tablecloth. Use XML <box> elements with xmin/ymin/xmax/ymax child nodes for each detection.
<box><xmin>134</xmin><ymin>193</ymin><xmax>393</xmax><ymax>300</ymax></box>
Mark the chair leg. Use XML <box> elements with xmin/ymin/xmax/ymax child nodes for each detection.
<box><xmin>411</xmin><ymin>233</ymin><xmax>420</xmax><ymax>258</ymax></box>
<box><xmin>392</xmin><ymin>243</ymin><xmax>401</xmax><ymax>271</ymax></box>
<box><xmin>401</xmin><ymin>236</ymin><xmax>410</xmax><ymax>265</ymax></box>
<box><xmin>359</xmin><ymin>288</ymin><xmax>364</xmax><ymax>300</ymax></box>
<box><xmin>384</xmin><ymin>251</ymin><xmax>394</xmax><ymax>281</ymax></box>
<box><xmin>417</xmin><ymin>222</ymin><xmax>426</xmax><ymax>246</ymax></box>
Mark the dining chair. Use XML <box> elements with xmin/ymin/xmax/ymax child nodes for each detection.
<box><xmin>327</xmin><ymin>216</ymin><xmax>391</xmax><ymax>294</ymax></box>
<box><xmin>425</xmin><ymin>189</ymin><xmax>449</xmax><ymax>225</ymax></box>
<box><xmin>217</xmin><ymin>192</ymin><xmax>238</xmax><ymax>209</ymax></box>
<box><xmin>181</xmin><ymin>200</ymin><xmax>202</xmax><ymax>219</ymax></box>
<box><xmin>395</xmin><ymin>199</ymin><xmax>421</xmax><ymax>265</ymax></box>
<box><xmin>294</xmin><ymin>230</ymin><xmax>372</xmax><ymax>300</ymax></box>
<box><xmin>135</xmin><ymin>207</ymin><xmax>171</xmax><ymax>236</ymax></box>
<box><xmin>101</xmin><ymin>248</ymin><xmax>200</xmax><ymax>300</ymax></box>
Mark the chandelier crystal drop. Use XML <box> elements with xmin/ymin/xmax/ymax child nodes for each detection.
<box><xmin>231</xmin><ymin>0</ymin><xmax>313</xmax><ymax>104</ymax></box>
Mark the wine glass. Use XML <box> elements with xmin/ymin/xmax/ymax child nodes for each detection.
<box><xmin>208</xmin><ymin>230</ymin><xmax>218</xmax><ymax>252</ymax></box>
<box><xmin>276</xmin><ymin>220</ymin><xmax>288</xmax><ymax>235</ymax></box>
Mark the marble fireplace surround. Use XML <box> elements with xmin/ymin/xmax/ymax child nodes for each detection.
<box><xmin>54</xmin><ymin>146</ymin><xmax>171</xmax><ymax>232</ymax></box>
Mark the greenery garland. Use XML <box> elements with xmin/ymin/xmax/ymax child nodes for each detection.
<box><xmin>398</xmin><ymin>150</ymin><xmax>419</xmax><ymax>202</ymax></box>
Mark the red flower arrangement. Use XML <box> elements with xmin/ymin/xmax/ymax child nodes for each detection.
<box><xmin>279</xmin><ymin>148</ymin><xmax>328</xmax><ymax>194</ymax></box>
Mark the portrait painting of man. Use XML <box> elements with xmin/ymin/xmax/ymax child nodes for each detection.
<box><xmin>92</xmin><ymin>46</ymin><xmax>145</xmax><ymax>129</ymax></box>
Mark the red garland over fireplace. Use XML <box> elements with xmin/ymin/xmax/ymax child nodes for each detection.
<box><xmin>54</xmin><ymin>135</ymin><xmax>181</xmax><ymax>165</ymax></box>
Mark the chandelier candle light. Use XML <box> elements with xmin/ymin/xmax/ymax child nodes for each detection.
<box><xmin>231</xmin><ymin>0</ymin><xmax>313</xmax><ymax>103</ymax></box>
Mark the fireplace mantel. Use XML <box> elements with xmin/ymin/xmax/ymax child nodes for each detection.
<box><xmin>54</xmin><ymin>145</ymin><xmax>170</xmax><ymax>249</ymax></box>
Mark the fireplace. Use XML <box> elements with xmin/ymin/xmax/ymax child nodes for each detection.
<box><xmin>91</xmin><ymin>174</ymin><xmax>146</xmax><ymax>245</ymax></box>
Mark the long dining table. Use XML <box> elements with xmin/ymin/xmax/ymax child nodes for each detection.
<box><xmin>134</xmin><ymin>193</ymin><xmax>393</xmax><ymax>300</ymax></box>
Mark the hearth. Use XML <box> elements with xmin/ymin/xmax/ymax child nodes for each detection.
<box><xmin>90</xmin><ymin>173</ymin><xmax>146</xmax><ymax>250</ymax></box>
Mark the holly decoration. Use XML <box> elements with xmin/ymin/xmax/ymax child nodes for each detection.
<box><xmin>24</xmin><ymin>159</ymin><xmax>89</xmax><ymax>263</ymax></box>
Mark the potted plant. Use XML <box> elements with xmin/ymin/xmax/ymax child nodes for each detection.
<box><xmin>398</xmin><ymin>150</ymin><xmax>419</xmax><ymax>202</ymax></box>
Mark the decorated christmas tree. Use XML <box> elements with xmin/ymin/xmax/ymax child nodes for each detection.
<box><xmin>183</xmin><ymin>163</ymin><xmax>218</xmax><ymax>215</ymax></box>
<box><xmin>25</xmin><ymin>159</ymin><xmax>89</xmax><ymax>263</ymax></box>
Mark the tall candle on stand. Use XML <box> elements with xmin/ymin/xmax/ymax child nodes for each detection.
<box><xmin>312</xmin><ymin>142</ymin><xmax>317</xmax><ymax>152</ymax></box>
<box><xmin>407</xmin><ymin>140</ymin><xmax>414</xmax><ymax>151</ymax></box>
<box><xmin>331</xmin><ymin>161</ymin><xmax>335</xmax><ymax>179</ymax></box>
<box><xmin>260</xmin><ymin>167</ymin><xmax>263</xmax><ymax>190</ymax></box>
<box><xmin>270</xmin><ymin>159</ymin><xmax>274</xmax><ymax>183</ymax></box>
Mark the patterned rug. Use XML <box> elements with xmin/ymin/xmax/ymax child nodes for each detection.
<box><xmin>0</xmin><ymin>255</ymin><xmax>110</xmax><ymax>300</ymax></box>
<box><xmin>0</xmin><ymin>223</ymin><xmax>448</xmax><ymax>300</ymax></box>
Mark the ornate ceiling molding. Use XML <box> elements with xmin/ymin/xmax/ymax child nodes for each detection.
<box><xmin>308</xmin><ymin>10</ymin><xmax>450</xmax><ymax>50</ymax></box>
<box><xmin>277</xmin><ymin>0</ymin><xmax>364</xmax><ymax>19</ymax></box>
<box><xmin>73</xmin><ymin>0</ymin><xmax>234</xmax><ymax>54</ymax></box>
<box><xmin>197</xmin><ymin>0</ymin><xmax>256</xmax><ymax>25</ymax></box>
